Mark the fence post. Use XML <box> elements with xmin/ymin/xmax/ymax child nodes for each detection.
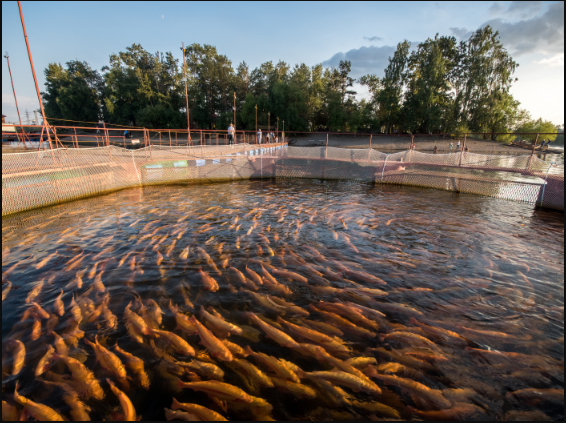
<box><xmin>326</xmin><ymin>132</ymin><xmax>329</xmax><ymax>159</ymax></box>
<box><xmin>368</xmin><ymin>134</ymin><xmax>372</xmax><ymax>161</ymax></box>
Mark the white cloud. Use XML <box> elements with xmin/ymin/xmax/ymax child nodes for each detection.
<box><xmin>322</xmin><ymin>45</ymin><xmax>396</xmax><ymax>78</ymax></box>
<box><xmin>363</xmin><ymin>36</ymin><xmax>383</xmax><ymax>42</ymax></box>
<box><xmin>535</xmin><ymin>53</ymin><xmax>564</xmax><ymax>67</ymax></box>
<box><xmin>161</xmin><ymin>14</ymin><xmax>164</xmax><ymax>19</ymax></box>
<box><xmin>481</xmin><ymin>2</ymin><xmax>564</xmax><ymax>56</ymax></box>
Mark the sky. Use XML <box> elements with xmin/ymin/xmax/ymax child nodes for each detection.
<box><xmin>2</xmin><ymin>1</ymin><xmax>564</xmax><ymax>126</ymax></box>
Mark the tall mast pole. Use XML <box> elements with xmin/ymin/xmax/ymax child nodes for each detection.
<box><xmin>17</xmin><ymin>0</ymin><xmax>52</xmax><ymax>148</ymax></box>
<box><xmin>181</xmin><ymin>42</ymin><xmax>191</xmax><ymax>145</ymax></box>
<box><xmin>4</xmin><ymin>52</ymin><xmax>29</xmax><ymax>148</ymax></box>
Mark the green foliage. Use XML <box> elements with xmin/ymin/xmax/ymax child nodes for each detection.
<box><xmin>103</xmin><ymin>44</ymin><xmax>184</xmax><ymax>128</ymax></box>
<box><xmin>40</xmin><ymin>28</ymin><xmax>558</xmax><ymax>138</ymax></box>
<box><xmin>42</xmin><ymin>60</ymin><xmax>103</xmax><ymax>123</ymax></box>
<box><xmin>515</xmin><ymin>117</ymin><xmax>559</xmax><ymax>142</ymax></box>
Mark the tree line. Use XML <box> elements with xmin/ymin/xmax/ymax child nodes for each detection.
<box><xmin>41</xmin><ymin>25</ymin><xmax>558</xmax><ymax>140</ymax></box>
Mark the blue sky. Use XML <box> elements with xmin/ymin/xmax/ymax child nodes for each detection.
<box><xmin>2</xmin><ymin>1</ymin><xmax>564</xmax><ymax>126</ymax></box>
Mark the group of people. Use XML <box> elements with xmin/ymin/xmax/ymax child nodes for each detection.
<box><xmin>227</xmin><ymin>124</ymin><xmax>278</xmax><ymax>146</ymax></box>
<box><xmin>540</xmin><ymin>139</ymin><xmax>552</xmax><ymax>149</ymax></box>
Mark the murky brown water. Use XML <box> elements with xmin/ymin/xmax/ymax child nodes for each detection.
<box><xmin>2</xmin><ymin>180</ymin><xmax>564</xmax><ymax>421</ymax></box>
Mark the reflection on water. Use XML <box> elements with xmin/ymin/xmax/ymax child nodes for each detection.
<box><xmin>2</xmin><ymin>181</ymin><xmax>564</xmax><ymax>421</ymax></box>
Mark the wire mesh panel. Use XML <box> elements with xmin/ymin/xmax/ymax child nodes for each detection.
<box><xmin>2</xmin><ymin>143</ymin><xmax>563</xmax><ymax>216</ymax></box>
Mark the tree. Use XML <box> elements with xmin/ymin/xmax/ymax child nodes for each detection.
<box><xmin>42</xmin><ymin>60</ymin><xmax>104</xmax><ymax>124</ymax></box>
<box><xmin>103</xmin><ymin>44</ymin><xmax>184</xmax><ymax>128</ymax></box>
<box><xmin>183</xmin><ymin>43</ymin><xmax>234</xmax><ymax>129</ymax></box>
<box><xmin>403</xmin><ymin>35</ymin><xmax>459</xmax><ymax>134</ymax></box>
<box><xmin>515</xmin><ymin>115</ymin><xmax>559</xmax><ymax>143</ymax></box>
<box><xmin>377</xmin><ymin>41</ymin><xmax>411</xmax><ymax>133</ymax></box>
<box><xmin>461</xmin><ymin>26</ymin><xmax>518</xmax><ymax>139</ymax></box>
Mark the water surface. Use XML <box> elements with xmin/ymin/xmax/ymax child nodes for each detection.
<box><xmin>2</xmin><ymin>180</ymin><xmax>564</xmax><ymax>421</ymax></box>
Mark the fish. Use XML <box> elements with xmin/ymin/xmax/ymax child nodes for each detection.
<box><xmin>199</xmin><ymin>268</ymin><xmax>219</xmax><ymax>292</ymax></box>
<box><xmin>317</xmin><ymin>301</ymin><xmax>379</xmax><ymax>330</ymax></box>
<box><xmin>369</xmin><ymin>373</ymin><xmax>451</xmax><ymax>409</ymax></box>
<box><xmin>201</xmin><ymin>306</ymin><xmax>243</xmax><ymax>336</ymax></box>
<box><xmin>52</xmin><ymin>289</ymin><xmax>65</xmax><ymax>316</ymax></box>
<box><xmin>114</xmin><ymin>342</ymin><xmax>151</xmax><ymax>389</ymax></box>
<box><xmin>13</xmin><ymin>383</ymin><xmax>65</xmax><ymax>421</ymax></box>
<box><xmin>93</xmin><ymin>271</ymin><xmax>105</xmax><ymax>293</ymax></box>
<box><xmin>152</xmin><ymin>329</ymin><xmax>195</xmax><ymax>357</ymax></box>
<box><xmin>410</xmin><ymin>317</ymin><xmax>468</xmax><ymax>346</ymax></box>
<box><xmin>456</xmin><ymin>324</ymin><xmax>531</xmax><ymax>341</ymax></box>
<box><xmin>407</xmin><ymin>403</ymin><xmax>487</xmax><ymax>420</ymax></box>
<box><xmin>171</xmin><ymin>398</ymin><xmax>228</xmax><ymax>421</ymax></box>
<box><xmin>277</xmin><ymin>316</ymin><xmax>337</xmax><ymax>345</ymax></box>
<box><xmin>2</xmin><ymin>400</ymin><xmax>20</xmax><ymax>422</ymax></box>
<box><xmin>107</xmin><ymin>379</ymin><xmax>137</xmax><ymax>421</ymax></box>
<box><xmin>301</xmin><ymin>318</ymin><xmax>344</xmax><ymax>337</ymax></box>
<box><xmin>169</xmin><ymin>301</ymin><xmax>197</xmax><ymax>335</ymax></box>
<box><xmin>196</xmin><ymin>247</ymin><xmax>221</xmax><ymax>273</ymax></box>
<box><xmin>84</xmin><ymin>336</ymin><xmax>128</xmax><ymax>382</ymax></box>
<box><xmin>6</xmin><ymin>339</ymin><xmax>26</xmax><ymax>376</ymax></box>
<box><xmin>269</xmin><ymin>297</ymin><xmax>309</xmax><ymax>316</ymax></box>
<box><xmin>270</xmin><ymin>377</ymin><xmax>317</xmax><ymax>399</ymax></box>
<box><xmin>309</xmin><ymin>305</ymin><xmax>375</xmax><ymax>338</ymax></box>
<box><xmin>381</xmin><ymin>331</ymin><xmax>440</xmax><ymax>350</ymax></box>
<box><xmin>178</xmin><ymin>380</ymin><xmax>253</xmax><ymax>403</ymax></box>
<box><xmin>246</xmin><ymin>311</ymin><xmax>300</xmax><ymax>349</ymax></box>
<box><xmin>246</xmin><ymin>266</ymin><xmax>264</xmax><ymax>286</ymax></box>
<box><xmin>164</xmin><ymin>408</ymin><xmax>200</xmax><ymax>421</ymax></box>
<box><xmin>34</xmin><ymin>250</ymin><xmax>58</xmax><ymax>270</ymax></box>
<box><xmin>2</xmin><ymin>281</ymin><xmax>12</xmax><ymax>301</ymax></box>
<box><xmin>165</xmin><ymin>240</ymin><xmax>177</xmax><ymax>256</ymax></box>
<box><xmin>271</xmin><ymin>267</ymin><xmax>308</xmax><ymax>284</ymax></box>
<box><xmin>505</xmin><ymin>388</ymin><xmax>564</xmax><ymax>406</ymax></box>
<box><xmin>179</xmin><ymin>246</ymin><xmax>190</xmax><ymax>260</ymax></box>
<box><xmin>66</xmin><ymin>253</ymin><xmax>88</xmax><ymax>271</ymax></box>
<box><xmin>244</xmin><ymin>346</ymin><xmax>301</xmax><ymax>383</ymax></box>
<box><xmin>55</xmin><ymin>354</ymin><xmax>105</xmax><ymax>400</ymax></box>
<box><xmin>190</xmin><ymin>316</ymin><xmax>232</xmax><ymax>361</ymax></box>
<box><xmin>25</xmin><ymin>280</ymin><xmax>44</xmax><ymax>303</ymax></box>
<box><xmin>30</xmin><ymin>301</ymin><xmax>51</xmax><ymax>319</ymax></box>
<box><xmin>124</xmin><ymin>302</ymin><xmax>151</xmax><ymax>343</ymax></box>
<box><xmin>35</xmin><ymin>345</ymin><xmax>56</xmax><ymax>377</ymax></box>
<box><xmin>231</xmin><ymin>358</ymin><xmax>274</xmax><ymax>388</ymax></box>
<box><xmin>30</xmin><ymin>315</ymin><xmax>42</xmax><ymax>341</ymax></box>
<box><xmin>345</xmin><ymin>356</ymin><xmax>377</xmax><ymax>369</ymax></box>
<box><xmin>87</xmin><ymin>261</ymin><xmax>99</xmax><ymax>279</ymax></box>
<box><xmin>173</xmin><ymin>359</ymin><xmax>225</xmax><ymax>381</ymax></box>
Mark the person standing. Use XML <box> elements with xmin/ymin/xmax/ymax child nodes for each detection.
<box><xmin>257</xmin><ymin>128</ymin><xmax>262</xmax><ymax>145</ymax></box>
<box><xmin>433</xmin><ymin>145</ymin><xmax>438</xmax><ymax>154</ymax></box>
<box><xmin>457</xmin><ymin>140</ymin><xmax>461</xmax><ymax>150</ymax></box>
<box><xmin>449</xmin><ymin>142</ymin><xmax>454</xmax><ymax>152</ymax></box>
<box><xmin>228</xmin><ymin>123</ymin><xmax>235</xmax><ymax>146</ymax></box>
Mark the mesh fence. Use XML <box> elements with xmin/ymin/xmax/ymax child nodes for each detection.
<box><xmin>2</xmin><ymin>144</ymin><xmax>563</xmax><ymax>216</ymax></box>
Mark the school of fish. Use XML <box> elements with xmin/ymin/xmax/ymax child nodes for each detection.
<box><xmin>1</xmin><ymin>180</ymin><xmax>564</xmax><ymax>421</ymax></box>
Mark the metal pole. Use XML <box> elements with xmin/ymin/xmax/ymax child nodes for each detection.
<box><xmin>17</xmin><ymin>1</ymin><xmax>52</xmax><ymax>150</ymax></box>
<box><xmin>277</xmin><ymin>117</ymin><xmax>279</xmax><ymax>143</ymax></box>
<box><xmin>4</xmin><ymin>53</ymin><xmax>30</xmax><ymax>149</ymax></box>
<box><xmin>268</xmin><ymin>112</ymin><xmax>270</xmax><ymax>143</ymax></box>
<box><xmin>181</xmin><ymin>43</ymin><xmax>191</xmax><ymax>147</ymax></box>
<box><xmin>233</xmin><ymin>92</ymin><xmax>236</xmax><ymax>132</ymax></box>
<box><xmin>368</xmin><ymin>134</ymin><xmax>372</xmax><ymax>160</ymax></box>
<box><xmin>282</xmin><ymin>120</ymin><xmax>284</xmax><ymax>143</ymax></box>
<box><xmin>326</xmin><ymin>132</ymin><xmax>329</xmax><ymax>158</ymax></box>
<box><xmin>255</xmin><ymin>104</ymin><xmax>257</xmax><ymax>144</ymax></box>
